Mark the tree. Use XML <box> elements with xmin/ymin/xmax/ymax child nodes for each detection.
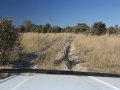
<box><xmin>18</xmin><ymin>25</ymin><xmax>25</xmax><ymax>32</ymax></box>
<box><xmin>41</xmin><ymin>24</ymin><xmax>51</xmax><ymax>33</ymax></box>
<box><xmin>0</xmin><ymin>18</ymin><xmax>20</xmax><ymax>65</ymax></box>
<box><xmin>37</xmin><ymin>25</ymin><xmax>42</xmax><ymax>33</ymax></box>
<box><xmin>54</xmin><ymin>26</ymin><xmax>62</xmax><ymax>33</ymax></box>
<box><xmin>50</xmin><ymin>26</ymin><xmax>62</xmax><ymax>33</ymax></box>
<box><xmin>23</xmin><ymin>20</ymin><xmax>32</xmax><ymax>32</ymax></box>
<box><xmin>76</xmin><ymin>23</ymin><xmax>89</xmax><ymax>33</ymax></box>
<box><xmin>29</xmin><ymin>24</ymin><xmax>39</xmax><ymax>32</ymax></box>
<box><xmin>65</xmin><ymin>26</ymin><xmax>73</xmax><ymax>33</ymax></box>
<box><xmin>74</xmin><ymin>23</ymin><xmax>89</xmax><ymax>33</ymax></box>
<box><xmin>92</xmin><ymin>22</ymin><xmax>106</xmax><ymax>35</ymax></box>
<box><xmin>107</xmin><ymin>27</ymin><xmax>116</xmax><ymax>35</ymax></box>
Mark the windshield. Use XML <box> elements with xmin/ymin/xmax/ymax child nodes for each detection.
<box><xmin>0</xmin><ymin>0</ymin><xmax>120</xmax><ymax>79</ymax></box>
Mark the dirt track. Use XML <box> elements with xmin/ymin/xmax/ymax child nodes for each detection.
<box><xmin>54</xmin><ymin>39</ymin><xmax>87</xmax><ymax>71</ymax></box>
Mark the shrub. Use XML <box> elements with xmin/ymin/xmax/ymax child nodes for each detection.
<box><xmin>106</xmin><ymin>27</ymin><xmax>116</xmax><ymax>35</ymax></box>
<box><xmin>92</xmin><ymin>22</ymin><xmax>106</xmax><ymax>35</ymax></box>
<box><xmin>75</xmin><ymin>23</ymin><xmax>89</xmax><ymax>33</ymax></box>
<box><xmin>0</xmin><ymin>18</ymin><xmax>20</xmax><ymax>65</ymax></box>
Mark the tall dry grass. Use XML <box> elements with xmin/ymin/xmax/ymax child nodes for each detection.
<box><xmin>20</xmin><ymin>33</ymin><xmax>72</xmax><ymax>69</ymax></box>
<box><xmin>74</xmin><ymin>34</ymin><xmax>120</xmax><ymax>74</ymax></box>
<box><xmin>20</xmin><ymin>33</ymin><xmax>120</xmax><ymax>74</ymax></box>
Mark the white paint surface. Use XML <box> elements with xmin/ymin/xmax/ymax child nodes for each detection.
<box><xmin>11</xmin><ymin>76</ymin><xmax>33</xmax><ymax>90</ymax></box>
<box><xmin>88</xmin><ymin>76</ymin><xmax>120</xmax><ymax>90</ymax></box>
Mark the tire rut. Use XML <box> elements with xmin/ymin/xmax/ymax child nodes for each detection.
<box><xmin>54</xmin><ymin>38</ymin><xmax>87</xmax><ymax>71</ymax></box>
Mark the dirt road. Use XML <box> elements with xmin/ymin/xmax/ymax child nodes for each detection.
<box><xmin>54</xmin><ymin>39</ymin><xmax>87</xmax><ymax>71</ymax></box>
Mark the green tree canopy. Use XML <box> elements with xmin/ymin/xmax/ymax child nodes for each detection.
<box><xmin>107</xmin><ymin>27</ymin><xmax>116</xmax><ymax>35</ymax></box>
<box><xmin>75</xmin><ymin>23</ymin><xmax>89</xmax><ymax>33</ymax></box>
<box><xmin>41</xmin><ymin>24</ymin><xmax>51</xmax><ymax>33</ymax></box>
<box><xmin>92</xmin><ymin>22</ymin><xmax>106</xmax><ymax>35</ymax></box>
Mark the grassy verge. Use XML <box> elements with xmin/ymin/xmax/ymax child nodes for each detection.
<box><xmin>74</xmin><ymin>34</ymin><xmax>120</xmax><ymax>74</ymax></box>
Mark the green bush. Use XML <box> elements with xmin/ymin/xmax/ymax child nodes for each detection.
<box><xmin>106</xmin><ymin>27</ymin><xmax>117</xmax><ymax>35</ymax></box>
<box><xmin>92</xmin><ymin>22</ymin><xmax>106</xmax><ymax>35</ymax></box>
<box><xmin>75</xmin><ymin>23</ymin><xmax>89</xmax><ymax>33</ymax></box>
<box><xmin>0</xmin><ymin>19</ymin><xmax>20</xmax><ymax>65</ymax></box>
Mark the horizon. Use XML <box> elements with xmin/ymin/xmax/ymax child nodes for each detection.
<box><xmin>0</xmin><ymin>0</ymin><xmax>120</xmax><ymax>27</ymax></box>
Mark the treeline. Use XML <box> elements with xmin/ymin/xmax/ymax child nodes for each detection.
<box><xmin>18</xmin><ymin>21</ymin><xmax>120</xmax><ymax>35</ymax></box>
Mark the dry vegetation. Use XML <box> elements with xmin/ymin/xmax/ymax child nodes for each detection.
<box><xmin>20</xmin><ymin>33</ymin><xmax>72</xmax><ymax>69</ymax></box>
<box><xmin>74</xmin><ymin>34</ymin><xmax>120</xmax><ymax>74</ymax></box>
<box><xmin>20</xmin><ymin>33</ymin><xmax>120</xmax><ymax>74</ymax></box>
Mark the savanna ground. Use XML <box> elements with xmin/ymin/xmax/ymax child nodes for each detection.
<box><xmin>19</xmin><ymin>33</ymin><xmax>120</xmax><ymax>74</ymax></box>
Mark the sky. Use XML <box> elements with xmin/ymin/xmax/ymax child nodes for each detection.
<box><xmin>0</xmin><ymin>0</ymin><xmax>120</xmax><ymax>27</ymax></box>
